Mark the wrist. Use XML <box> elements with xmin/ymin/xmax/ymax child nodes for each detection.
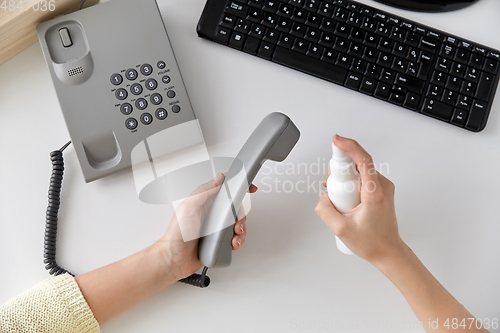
<box><xmin>148</xmin><ymin>242</ymin><xmax>184</xmax><ymax>286</ymax></box>
<box><xmin>369</xmin><ymin>237</ymin><xmax>411</xmax><ymax>274</ymax></box>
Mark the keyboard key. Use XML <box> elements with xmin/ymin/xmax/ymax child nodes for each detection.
<box><xmin>435</xmin><ymin>57</ymin><xmax>451</xmax><ymax>73</ymax></box>
<box><xmin>380</xmin><ymin>68</ymin><xmax>395</xmax><ymax>84</ymax></box>
<box><xmin>446</xmin><ymin>76</ymin><xmax>462</xmax><ymax>91</ymax></box>
<box><xmin>319</xmin><ymin>32</ymin><xmax>334</xmax><ymax>48</ymax></box>
<box><xmin>389</xmin><ymin>92</ymin><xmax>405</xmax><ymax>105</ymax></box>
<box><xmin>392</xmin><ymin>57</ymin><xmax>407</xmax><ymax>72</ymax></box>
<box><xmin>336</xmin><ymin>53</ymin><xmax>352</xmax><ymax>69</ymax></box>
<box><xmin>475</xmin><ymin>72</ymin><xmax>495</xmax><ymax>101</ymax></box>
<box><xmin>422</xmin><ymin>99</ymin><xmax>453</xmax><ymax>121</ymax></box>
<box><xmin>262</xmin><ymin>13</ymin><xmax>278</xmax><ymax>28</ymax></box>
<box><xmin>427</xmin><ymin>30</ymin><xmax>440</xmax><ymax>40</ymax></box>
<box><xmin>320</xmin><ymin>17</ymin><xmax>336</xmax><ymax>33</ymax></box>
<box><xmin>404</xmin><ymin>31</ymin><xmax>419</xmax><ymax>47</ymax></box>
<box><xmin>347</xmin><ymin>12</ymin><xmax>363</xmax><ymax>27</ymax></box>
<box><xmin>334</xmin><ymin>7</ymin><xmax>348</xmax><ymax>22</ymax></box>
<box><xmin>454</xmin><ymin>49</ymin><xmax>470</xmax><ymax>64</ymax></box>
<box><xmin>258</xmin><ymin>41</ymin><xmax>275</xmax><ymax>60</ymax></box>
<box><xmin>263</xmin><ymin>29</ymin><xmax>279</xmax><ymax>44</ymax></box>
<box><xmin>273</xmin><ymin>46</ymin><xmax>347</xmax><ymax>84</ymax></box>
<box><xmin>318</xmin><ymin>2</ymin><xmax>334</xmax><ymax>17</ymax></box>
<box><xmin>305</xmin><ymin>0</ymin><xmax>319</xmax><ymax>11</ymax></box>
<box><xmin>215</xmin><ymin>26</ymin><xmax>231</xmax><ymax>44</ymax></box>
<box><xmin>226</xmin><ymin>1</ymin><xmax>249</xmax><ymax>17</ymax></box>
<box><xmin>365</xmin><ymin>63</ymin><xmax>381</xmax><ymax>79</ymax></box>
<box><xmin>277</xmin><ymin>34</ymin><xmax>294</xmax><ymax>49</ymax></box>
<box><xmin>292</xmin><ymin>7</ymin><xmax>306</xmax><ymax>23</ymax></box>
<box><xmin>390</xmin><ymin>26</ymin><xmax>404</xmax><ymax>42</ymax></box>
<box><xmin>417</xmin><ymin>52</ymin><xmax>433</xmax><ymax>80</ymax></box>
<box><xmin>403</xmin><ymin>92</ymin><xmax>420</xmax><ymax>110</ymax></box>
<box><xmin>305</xmin><ymin>28</ymin><xmax>320</xmax><ymax>43</ymax></box>
<box><xmin>441</xmin><ymin>89</ymin><xmax>458</xmax><ymax>105</ymax></box>
<box><xmin>483</xmin><ymin>58</ymin><xmax>499</xmax><ymax>74</ymax></box>
<box><xmin>221</xmin><ymin>14</ymin><xmax>237</xmax><ymax>29</ymax></box>
<box><xmin>249</xmin><ymin>23</ymin><xmax>265</xmax><ymax>39</ymax></box>
<box><xmin>377</xmin><ymin>38</ymin><xmax>393</xmax><ymax>53</ymax></box>
<box><xmin>419</xmin><ymin>38</ymin><xmax>437</xmax><ymax>53</ymax></box>
<box><xmin>359</xmin><ymin>77</ymin><xmax>377</xmax><ymax>95</ymax></box>
<box><xmin>469</xmin><ymin>53</ymin><xmax>484</xmax><ymax>69</ymax></box>
<box><xmin>395</xmin><ymin>73</ymin><xmax>425</xmax><ymax>94</ymax></box>
<box><xmin>464</xmin><ymin>67</ymin><xmax>479</xmax><ymax>82</ymax></box>
<box><xmin>377</xmin><ymin>53</ymin><xmax>392</xmax><ymax>67</ymax></box>
<box><xmin>229</xmin><ymin>31</ymin><xmax>247</xmax><ymax>49</ymax></box>
<box><xmin>235</xmin><ymin>19</ymin><xmax>251</xmax><ymax>33</ymax></box>
<box><xmin>321</xmin><ymin>49</ymin><xmax>337</xmax><ymax>63</ymax></box>
<box><xmin>243</xmin><ymin>36</ymin><xmax>260</xmax><ymax>54</ymax></box>
<box><xmin>450</xmin><ymin>108</ymin><xmax>468</xmax><ymax>127</ymax></box>
<box><xmin>335</xmin><ymin>23</ymin><xmax>350</xmax><ymax>38</ymax></box>
<box><xmin>406</xmin><ymin>62</ymin><xmax>418</xmax><ymax>77</ymax></box>
<box><xmin>431</xmin><ymin>71</ymin><xmax>447</xmax><ymax>87</ymax></box>
<box><xmin>306</xmin><ymin>44</ymin><xmax>323</xmax><ymax>59</ymax></box>
<box><xmin>333</xmin><ymin>38</ymin><xmax>349</xmax><ymax>53</ymax></box>
<box><xmin>292</xmin><ymin>39</ymin><xmax>309</xmax><ymax>54</ymax></box>
<box><xmin>375</xmin><ymin>22</ymin><xmax>390</xmax><ymax>37</ymax></box>
<box><xmin>248</xmin><ymin>0</ymin><xmax>263</xmax><ymax>8</ymax></box>
<box><xmin>362</xmin><ymin>48</ymin><xmax>378</xmax><ymax>63</ymax></box>
<box><xmin>407</xmin><ymin>48</ymin><xmax>419</xmax><ymax>62</ymax></box>
<box><xmin>345</xmin><ymin>72</ymin><xmax>362</xmax><ymax>90</ymax></box>
<box><xmin>349</xmin><ymin>27</ymin><xmax>364</xmax><ymax>42</ymax></box>
<box><xmin>466</xmin><ymin>100</ymin><xmax>487</xmax><ymax>131</ymax></box>
<box><xmin>248</xmin><ymin>8</ymin><xmax>263</xmax><ymax>23</ymax></box>
<box><xmin>427</xmin><ymin>85</ymin><xmax>442</xmax><ymax>99</ymax></box>
<box><xmin>439</xmin><ymin>44</ymin><xmax>455</xmax><ymax>59</ymax></box>
<box><xmin>277</xmin><ymin>17</ymin><xmax>292</xmax><ymax>32</ymax></box>
<box><xmin>449</xmin><ymin>62</ymin><xmax>466</xmax><ymax>78</ymax></box>
<box><xmin>351</xmin><ymin>58</ymin><xmax>366</xmax><ymax>74</ymax></box>
<box><xmin>456</xmin><ymin>94</ymin><xmax>472</xmax><ymax>110</ymax></box>
<box><xmin>374</xmin><ymin>81</ymin><xmax>391</xmax><ymax>100</ymax></box>
<box><xmin>348</xmin><ymin>43</ymin><xmax>363</xmax><ymax>58</ymax></box>
<box><xmin>361</xmin><ymin>17</ymin><xmax>376</xmax><ymax>31</ymax></box>
<box><xmin>393</xmin><ymin>42</ymin><xmax>408</xmax><ymax>58</ymax></box>
<box><xmin>277</xmin><ymin>2</ymin><xmax>292</xmax><ymax>18</ymax></box>
<box><xmin>306</xmin><ymin>12</ymin><xmax>321</xmax><ymax>28</ymax></box>
<box><xmin>364</xmin><ymin>33</ymin><xmax>378</xmax><ymax>48</ymax></box>
<box><xmin>460</xmin><ymin>81</ymin><xmax>476</xmax><ymax>96</ymax></box>
<box><xmin>291</xmin><ymin>22</ymin><xmax>306</xmax><ymax>38</ymax></box>
<box><xmin>263</xmin><ymin>0</ymin><xmax>278</xmax><ymax>13</ymax></box>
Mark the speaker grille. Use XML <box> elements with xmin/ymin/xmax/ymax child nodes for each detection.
<box><xmin>68</xmin><ymin>67</ymin><xmax>84</xmax><ymax>77</ymax></box>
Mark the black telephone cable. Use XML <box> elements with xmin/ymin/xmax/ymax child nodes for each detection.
<box><xmin>43</xmin><ymin>142</ymin><xmax>210</xmax><ymax>287</ymax></box>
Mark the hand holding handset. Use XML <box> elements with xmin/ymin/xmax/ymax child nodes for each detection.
<box><xmin>198</xmin><ymin>113</ymin><xmax>300</xmax><ymax>268</ymax></box>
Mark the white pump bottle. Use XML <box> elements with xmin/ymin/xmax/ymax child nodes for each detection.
<box><xmin>326</xmin><ymin>143</ymin><xmax>361</xmax><ymax>255</ymax></box>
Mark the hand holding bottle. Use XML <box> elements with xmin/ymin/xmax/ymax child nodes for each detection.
<box><xmin>315</xmin><ymin>135</ymin><xmax>404</xmax><ymax>265</ymax></box>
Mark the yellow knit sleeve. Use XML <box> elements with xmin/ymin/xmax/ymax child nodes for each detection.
<box><xmin>0</xmin><ymin>273</ymin><xmax>100</xmax><ymax>333</ymax></box>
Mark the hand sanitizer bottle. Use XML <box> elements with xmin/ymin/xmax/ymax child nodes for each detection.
<box><xmin>327</xmin><ymin>143</ymin><xmax>361</xmax><ymax>255</ymax></box>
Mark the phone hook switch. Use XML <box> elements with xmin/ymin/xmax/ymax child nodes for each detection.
<box><xmin>58</xmin><ymin>27</ymin><xmax>73</xmax><ymax>47</ymax></box>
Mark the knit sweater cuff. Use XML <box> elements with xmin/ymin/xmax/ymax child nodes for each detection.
<box><xmin>52</xmin><ymin>274</ymin><xmax>100</xmax><ymax>333</ymax></box>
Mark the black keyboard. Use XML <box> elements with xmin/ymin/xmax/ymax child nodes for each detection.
<box><xmin>197</xmin><ymin>0</ymin><xmax>500</xmax><ymax>132</ymax></box>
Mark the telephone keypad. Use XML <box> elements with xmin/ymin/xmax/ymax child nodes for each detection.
<box><xmin>140</xmin><ymin>64</ymin><xmax>153</xmax><ymax>76</ymax></box>
<box><xmin>156</xmin><ymin>108</ymin><xmax>167</xmax><ymax>120</ymax></box>
<box><xmin>120</xmin><ymin>103</ymin><xmax>133</xmax><ymax>115</ymax></box>
<box><xmin>146</xmin><ymin>78</ymin><xmax>157</xmax><ymax>90</ymax></box>
<box><xmin>125</xmin><ymin>118</ymin><xmax>138</xmax><ymax>130</ymax></box>
<box><xmin>111</xmin><ymin>60</ymin><xmax>178</xmax><ymax>130</ymax></box>
<box><xmin>150</xmin><ymin>93</ymin><xmax>162</xmax><ymax>105</ymax></box>
<box><xmin>116</xmin><ymin>88</ymin><xmax>127</xmax><ymax>100</ymax></box>
<box><xmin>131</xmin><ymin>83</ymin><xmax>143</xmax><ymax>95</ymax></box>
<box><xmin>110</xmin><ymin>73</ymin><xmax>123</xmax><ymax>85</ymax></box>
<box><xmin>140</xmin><ymin>113</ymin><xmax>153</xmax><ymax>125</ymax></box>
<box><xmin>135</xmin><ymin>98</ymin><xmax>148</xmax><ymax>110</ymax></box>
<box><xmin>125</xmin><ymin>69</ymin><xmax>138</xmax><ymax>80</ymax></box>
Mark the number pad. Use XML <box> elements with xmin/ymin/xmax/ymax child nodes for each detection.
<box><xmin>110</xmin><ymin>60</ymin><xmax>181</xmax><ymax>130</ymax></box>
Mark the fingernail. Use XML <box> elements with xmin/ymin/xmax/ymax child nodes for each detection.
<box><xmin>240</xmin><ymin>224</ymin><xmax>244</xmax><ymax>233</ymax></box>
<box><xmin>335</xmin><ymin>134</ymin><xmax>344</xmax><ymax>140</ymax></box>
<box><xmin>237</xmin><ymin>238</ymin><xmax>242</xmax><ymax>246</ymax></box>
<box><xmin>214</xmin><ymin>173</ymin><xmax>224</xmax><ymax>186</ymax></box>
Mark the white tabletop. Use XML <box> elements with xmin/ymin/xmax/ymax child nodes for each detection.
<box><xmin>1</xmin><ymin>0</ymin><xmax>499</xmax><ymax>332</ymax></box>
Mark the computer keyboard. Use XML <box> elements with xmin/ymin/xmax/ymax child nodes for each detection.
<box><xmin>197</xmin><ymin>0</ymin><xmax>500</xmax><ymax>132</ymax></box>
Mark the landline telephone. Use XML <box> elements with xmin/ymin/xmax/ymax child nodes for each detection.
<box><xmin>37</xmin><ymin>0</ymin><xmax>300</xmax><ymax>287</ymax></box>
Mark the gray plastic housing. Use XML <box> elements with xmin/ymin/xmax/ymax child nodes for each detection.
<box><xmin>36</xmin><ymin>0</ymin><xmax>196</xmax><ymax>182</ymax></box>
<box><xmin>198</xmin><ymin>112</ymin><xmax>300</xmax><ymax>268</ymax></box>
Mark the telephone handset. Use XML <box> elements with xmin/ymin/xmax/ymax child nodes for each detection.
<box><xmin>36</xmin><ymin>0</ymin><xmax>198</xmax><ymax>182</ymax></box>
<box><xmin>198</xmin><ymin>113</ymin><xmax>300</xmax><ymax>268</ymax></box>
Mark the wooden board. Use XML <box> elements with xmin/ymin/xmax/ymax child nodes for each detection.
<box><xmin>0</xmin><ymin>0</ymin><xmax>99</xmax><ymax>65</ymax></box>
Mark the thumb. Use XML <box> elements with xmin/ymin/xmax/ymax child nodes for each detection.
<box><xmin>315</xmin><ymin>191</ymin><xmax>348</xmax><ymax>235</ymax></box>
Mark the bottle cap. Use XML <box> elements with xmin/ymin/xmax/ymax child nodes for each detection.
<box><xmin>331</xmin><ymin>143</ymin><xmax>351</xmax><ymax>162</ymax></box>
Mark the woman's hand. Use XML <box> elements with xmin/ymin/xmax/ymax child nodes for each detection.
<box><xmin>158</xmin><ymin>173</ymin><xmax>257</xmax><ymax>280</ymax></box>
<box><xmin>315</xmin><ymin>135</ymin><xmax>404</xmax><ymax>266</ymax></box>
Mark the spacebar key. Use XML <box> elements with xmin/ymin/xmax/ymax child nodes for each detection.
<box><xmin>273</xmin><ymin>47</ymin><xmax>347</xmax><ymax>85</ymax></box>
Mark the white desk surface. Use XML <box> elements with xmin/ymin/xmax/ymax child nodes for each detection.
<box><xmin>1</xmin><ymin>0</ymin><xmax>499</xmax><ymax>332</ymax></box>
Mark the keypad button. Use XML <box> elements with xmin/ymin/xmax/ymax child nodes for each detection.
<box><xmin>146</xmin><ymin>78</ymin><xmax>158</xmax><ymax>90</ymax></box>
<box><xmin>110</xmin><ymin>73</ymin><xmax>123</xmax><ymax>85</ymax></box>
<box><xmin>125</xmin><ymin>118</ymin><xmax>138</xmax><ymax>130</ymax></box>
<box><xmin>167</xmin><ymin>90</ymin><xmax>176</xmax><ymax>99</ymax></box>
<box><xmin>115</xmin><ymin>88</ymin><xmax>128</xmax><ymax>100</ymax></box>
<box><xmin>451</xmin><ymin>108</ymin><xmax>467</xmax><ymax>127</ymax></box>
<box><xmin>157</xmin><ymin>61</ymin><xmax>166</xmax><ymax>69</ymax></box>
<box><xmin>125</xmin><ymin>68</ymin><xmax>138</xmax><ymax>80</ymax></box>
<box><xmin>172</xmin><ymin>105</ymin><xmax>181</xmax><ymax>113</ymax></box>
<box><xmin>130</xmin><ymin>83</ymin><xmax>143</xmax><ymax>95</ymax></box>
<box><xmin>162</xmin><ymin>76</ymin><xmax>171</xmax><ymax>84</ymax></box>
<box><xmin>135</xmin><ymin>98</ymin><xmax>148</xmax><ymax>110</ymax></box>
<box><xmin>120</xmin><ymin>103</ymin><xmax>133</xmax><ymax>115</ymax></box>
<box><xmin>140</xmin><ymin>64</ymin><xmax>153</xmax><ymax>76</ymax></box>
<box><xmin>140</xmin><ymin>113</ymin><xmax>153</xmax><ymax>125</ymax></box>
<box><xmin>156</xmin><ymin>108</ymin><xmax>168</xmax><ymax>120</ymax></box>
<box><xmin>151</xmin><ymin>93</ymin><xmax>163</xmax><ymax>105</ymax></box>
